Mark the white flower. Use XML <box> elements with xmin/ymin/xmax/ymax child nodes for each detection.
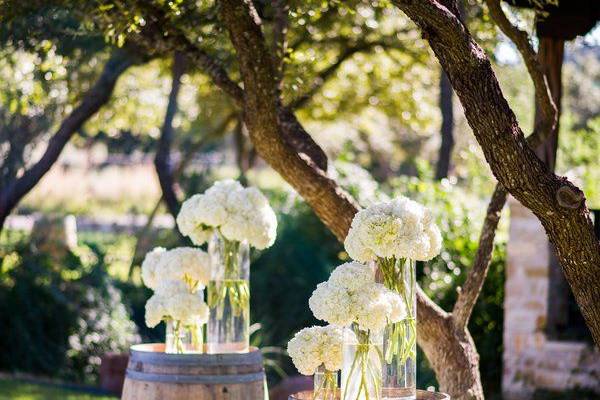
<box><xmin>309</xmin><ymin>282</ymin><xmax>353</xmax><ymax>327</ymax></box>
<box><xmin>141</xmin><ymin>247</ymin><xmax>166</xmax><ymax>290</ymax></box>
<box><xmin>176</xmin><ymin>180</ymin><xmax>277</xmax><ymax>249</ymax></box>
<box><xmin>328</xmin><ymin>261</ymin><xmax>374</xmax><ymax>292</ymax></box>
<box><xmin>308</xmin><ymin>262</ymin><xmax>406</xmax><ymax>332</ymax></box>
<box><xmin>141</xmin><ymin>247</ymin><xmax>210</xmax><ymax>290</ymax></box>
<box><xmin>145</xmin><ymin>280</ymin><xmax>209</xmax><ymax>328</ymax></box>
<box><xmin>344</xmin><ymin>196</ymin><xmax>442</xmax><ymax>262</ymax></box>
<box><xmin>160</xmin><ymin>247</ymin><xmax>211</xmax><ymax>287</ymax></box>
<box><xmin>287</xmin><ymin>325</ymin><xmax>344</xmax><ymax>375</ymax></box>
<box><xmin>145</xmin><ymin>294</ymin><xmax>166</xmax><ymax>328</ymax></box>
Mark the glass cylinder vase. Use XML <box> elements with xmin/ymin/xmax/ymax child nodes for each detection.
<box><xmin>165</xmin><ymin>318</ymin><xmax>203</xmax><ymax>354</ymax></box>
<box><xmin>341</xmin><ymin>323</ymin><xmax>383</xmax><ymax>400</ymax></box>
<box><xmin>376</xmin><ymin>258</ymin><xmax>416</xmax><ymax>400</ymax></box>
<box><xmin>207</xmin><ymin>231</ymin><xmax>250</xmax><ymax>353</ymax></box>
<box><xmin>314</xmin><ymin>364</ymin><xmax>338</xmax><ymax>400</ymax></box>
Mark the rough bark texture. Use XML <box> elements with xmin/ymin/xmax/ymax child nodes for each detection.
<box><xmin>0</xmin><ymin>50</ymin><xmax>140</xmax><ymax>232</ymax></box>
<box><xmin>435</xmin><ymin>70</ymin><xmax>454</xmax><ymax>180</ymax></box>
<box><xmin>392</xmin><ymin>0</ymin><xmax>600</xmax><ymax>345</ymax></box>
<box><xmin>533</xmin><ymin>37</ymin><xmax>564</xmax><ymax>171</ymax></box>
<box><xmin>155</xmin><ymin>52</ymin><xmax>186</xmax><ymax>219</ymax></box>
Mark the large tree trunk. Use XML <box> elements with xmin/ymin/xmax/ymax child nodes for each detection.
<box><xmin>154</xmin><ymin>52</ymin><xmax>186</xmax><ymax>219</ymax></box>
<box><xmin>392</xmin><ymin>0</ymin><xmax>600</xmax><ymax>345</ymax></box>
<box><xmin>435</xmin><ymin>70</ymin><xmax>454</xmax><ymax>180</ymax></box>
<box><xmin>0</xmin><ymin>50</ymin><xmax>140</xmax><ymax>234</ymax></box>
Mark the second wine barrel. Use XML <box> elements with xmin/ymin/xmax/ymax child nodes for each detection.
<box><xmin>121</xmin><ymin>343</ymin><xmax>266</xmax><ymax>400</ymax></box>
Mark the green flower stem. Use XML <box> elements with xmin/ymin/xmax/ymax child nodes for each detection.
<box><xmin>313</xmin><ymin>369</ymin><xmax>338</xmax><ymax>400</ymax></box>
<box><xmin>343</xmin><ymin>328</ymin><xmax>382</xmax><ymax>400</ymax></box>
<box><xmin>207</xmin><ymin>235</ymin><xmax>250</xmax><ymax>318</ymax></box>
<box><xmin>377</xmin><ymin>257</ymin><xmax>417</xmax><ymax>365</ymax></box>
<box><xmin>173</xmin><ymin>319</ymin><xmax>184</xmax><ymax>354</ymax></box>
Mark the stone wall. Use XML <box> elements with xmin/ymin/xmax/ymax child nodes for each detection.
<box><xmin>503</xmin><ymin>199</ymin><xmax>600</xmax><ymax>399</ymax></box>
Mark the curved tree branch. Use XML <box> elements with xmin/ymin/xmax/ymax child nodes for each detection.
<box><xmin>154</xmin><ymin>51</ymin><xmax>186</xmax><ymax>219</ymax></box>
<box><xmin>0</xmin><ymin>49</ymin><xmax>142</xmax><ymax>231</ymax></box>
<box><xmin>485</xmin><ymin>0</ymin><xmax>557</xmax><ymax>129</ymax></box>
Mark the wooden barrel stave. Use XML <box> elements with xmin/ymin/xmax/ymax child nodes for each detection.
<box><xmin>122</xmin><ymin>343</ymin><xmax>266</xmax><ymax>400</ymax></box>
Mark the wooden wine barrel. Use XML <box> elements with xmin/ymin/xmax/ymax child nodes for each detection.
<box><xmin>122</xmin><ymin>343</ymin><xmax>266</xmax><ymax>400</ymax></box>
<box><xmin>288</xmin><ymin>389</ymin><xmax>450</xmax><ymax>399</ymax></box>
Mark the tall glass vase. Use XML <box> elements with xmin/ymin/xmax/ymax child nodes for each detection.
<box><xmin>165</xmin><ymin>318</ymin><xmax>203</xmax><ymax>354</ymax></box>
<box><xmin>207</xmin><ymin>231</ymin><xmax>250</xmax><ymax>353</ymax></box>
<box><xmin>376</xmin><ymin>258</ymin><xmax>416</xmax><ymax>400</ymax></box>
<box><xmin>341</xmin><ymin>323</ymin><xmax>383</xmax><ymax>400</ymax></box>
<box><xmin>314</xmin><ymin>364</ymin><xmax>338</xmax><ymax>400</ymax></box>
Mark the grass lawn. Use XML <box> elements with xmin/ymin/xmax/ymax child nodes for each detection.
<box><xmin>0</xmin><ymin>379</ymin><xmax>116</xmax><ymax>400</ymax></box>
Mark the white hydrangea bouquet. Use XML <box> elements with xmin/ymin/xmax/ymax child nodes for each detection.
<box><xmin>142</xmin><ymin>247</ymin><xmax>210</xmax><ymax>353</ymax></box>
<box><xmin>177</xmin><ymin>179</ymin><xmax>277</xmax><ymax>353</ymax></box>
<box><xmin>309</xmin><ymin>262</ymin><xmax>406</xmax><ymax>400</ymax></box>
<box><xmin>287</xmin><ymin>325</ymin><xmax>344</xmax><ymax>400</ymax></box>
<box><xmin>344</xmin><ymin>196</ymin><xmax>442</xmax><ymax>395</ymax></box>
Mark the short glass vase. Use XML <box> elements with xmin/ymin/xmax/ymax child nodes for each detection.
<box><xmin>165</xmin><ymin>319</ymin><xmax>203</xmax><ymax>354</ymax></box>
<box><xmin>207</xmin><ymin>231</ymin><xmax>250</xmax><ymax>353</ymax></box>
<box><xmin>313</xmin><ymin>364</ymin><xmax>338</xmax><ymax>400</ymax></box>
<box><xmin>341</xmin><ymin>323</ymin><xmax>383</xmax><ymax>400</ymax></box>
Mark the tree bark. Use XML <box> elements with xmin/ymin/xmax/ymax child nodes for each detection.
<box><xmin>435</xmin><ymin>70</ymin><xmax>454</xmax><ymax>180</ymax></box>
<box><xmin>0</xmin><ymin>50</ymin><xmax>140</xmax><ymax>233</ymax></box>
<box><xmin>534</xmin><ymin>37</ymin><xmax>564</xmax><ymax>171</ymax></box>
<box><xmin>392</xmin><ymin>0</ymin><xmax>600</xmax><ymax>345</ymax></box>
<box><xmin>154</xmin><ymin>52</ymin><xmax>186</xmax><ymax>219</ymax></box>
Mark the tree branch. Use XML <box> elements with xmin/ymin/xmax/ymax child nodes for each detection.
<box><xmin>0</xmin><ymin>50</ymin><xmax>141</xmax><ymax>230</ymax></box>
<box><xmin>435</xmin><ymin>70</ymin><xmax>454</xmax><ymax>180</ymax></box>
<box><xmin>484</xmin><ymin>0</ymin><xmax>557</xmax><ymax>129</ymax></box>
<box><xmin>154</xmin><ymin>51</ymin><xmax>186</xmax><ymax>219</ymax></box>
<box><xmin>288</xmin><ymin>42</ymin><xmax>376</xmax><ymax>110</ymax></box>
<box><xmin>271</xmin><ymin>0</ymin><xmax>289</xmax><ymax>85</ymax></box>
<box><xmin>392</xmin><ymin>0</ymin><xmax>600</xmax><ymax>345</ymax></box>
<box><xmin>453</xmin><ymin>185</ymin><xmax>507</xmax><ymax>328</ymax></box>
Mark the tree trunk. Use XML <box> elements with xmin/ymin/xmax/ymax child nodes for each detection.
<box><xmin>154</xmin><ymin>52</ymin><xmax>186</xmax><ymax>219</ymax></box>
<box><xmin>392</xmin><ymin>0</ymin><xmax>600</xmax><ymax>345</ymax></box>
<box><xmin>534</xmin><ymin>37</ymin><xmax>564</xmax><ymax>172</ymax></box>
<box><xmin>435</xmin><ymin>70</ymin><xmax>454</xmax><ymax>180</ymax></box>
<box><xmin>0</xmin><ymin>50</ymin><xmax>140</xmax><ymax>234</ymax></box>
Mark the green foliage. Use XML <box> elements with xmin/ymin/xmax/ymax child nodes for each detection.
<box><xmin>251</xmin><ymin>201</ymin><xmax>342</xmax><ymax>348</ymax></box>
<box><xmin>0</xmin><ymin>240</ymin><xmax>138</xmax><ymax>384</ymax></box>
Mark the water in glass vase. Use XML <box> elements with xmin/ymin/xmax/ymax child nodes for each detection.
<box><xmin>314</xmin><ymin>364</ymin><xmax>338</xmax><ymax>400</ymax></box>
<box><xmin>376</xmin><ymin>258</ymin><xmax>416</xmax><ymax>400</ymax></box>
<box><xmin>207</xmin><ymin>232</ymin><xmax>250</xmax><ymax>354</ymax></box>
<box><xmin>341</xmin><ymin>324</ymin><xmax>383</xmax><ymax>400</ymax></box>
<box><xmin>165</xmin><ymin>319</ymin><xmax>203</xmax><ymax>354</ymax></box>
